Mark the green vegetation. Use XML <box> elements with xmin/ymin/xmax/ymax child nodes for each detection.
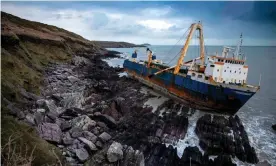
<box><xmin>1</xmin><ymin>115</ymin><xmax>63</xmax><ymax>166</ymax></box>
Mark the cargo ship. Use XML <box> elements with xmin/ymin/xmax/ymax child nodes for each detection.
<box><xmin>123</xmin><ymin>23</ymin><xmax>260</xmax><ymax>115</ymax></box>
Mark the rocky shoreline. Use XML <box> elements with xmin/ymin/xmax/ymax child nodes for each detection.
<box><xmin>5</xmin><ymin>52</ymin><xmax>260</xmax><ymax>166</ymax></box>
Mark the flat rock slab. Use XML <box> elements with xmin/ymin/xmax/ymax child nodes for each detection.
<box><xmin>78</xmin><ymin>137</ymin><xmax>98</xmax><ymax>151</ymax></box>
<box><xmin>37</xmin><ymin>123</ymin><xmax>62</xmax><ymax>143</ymax></box>
<box><xmin>98</xmin><ymin>132</ymin><xmax>112</xmax><ymax>142</ymax></box>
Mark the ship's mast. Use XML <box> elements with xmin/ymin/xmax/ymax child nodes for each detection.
<box><xmin>174</xmin><ymin>22</ymin><xmax>205</xmax><ymax>74</ymax></box>
<box><xmin>234</xmin><ymin>33</ymin><xmax>243</xmax><ymax>59</ymax></box>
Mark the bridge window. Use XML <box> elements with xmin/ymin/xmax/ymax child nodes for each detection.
<box><xmin>205</xmin><ymin>76</ymin><xmax>209</xmax><ymax>80</ymax></box>
<box><xmin>217</xmin><ymin>69</ymin><xmax>219</xmax><ymax>72</ymax></box>
<box><xmin>192</xmin><ymin>73</ymin><xmax>196</xmax><ymax>77</ymax></box>
<box><xmin>235</xmin><ymin>71</ymin><xmax>236</xmax><ymax>73</ymax></box>
<box><xmin>198</xmin><ymin>75</ymin><xmax>202</xmax><ymax>78</ymax></box>
<box><xmin>210</xmin><ymin>65</ymin><xmax>215</xmax><ymax>67</ymax></box>
<box><xmin>224</xmin><ymin>70</ymin><xmax>226</xmax><ymax>72</ymax></box>
<box><xmin>230</xmin><ymin>70</ymin><xmax>232</xmax><ymax>73</ymax></box>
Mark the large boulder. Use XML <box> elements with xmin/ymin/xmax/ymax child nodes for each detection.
<box><xmin>94</xmin><ymin>114</ymin><xmax>117</xmax><ymax>129</ymax></box>
<box><xmin>37</xmin><ymin>123</ymin><xmax>62</xmax><ymax>143</ymax></box>
<box><xmin>181</xmin><ymin>146</ymin><xmax>202</xmax><ymax>165</ymax></box>
<box><xmin>107</xmin><ymin>141</ymin><xmax>123</xmax><ymax>162</ymax></box>
<box><xmin>71</xmin><ymin>115</ymin><xmax>96</xmax><ymax>130</ymax></box>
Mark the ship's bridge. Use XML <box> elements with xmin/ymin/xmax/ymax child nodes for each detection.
<box><xmin>204</xmin><ymin>55</ymin><xmax>248</xmax><ymax>85</ymax></box>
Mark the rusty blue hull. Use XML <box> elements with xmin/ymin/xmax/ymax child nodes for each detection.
<box><xmin>123</xmin><ymin>59</ymin><xmax>257</xmax><ymax>115</ymax></box>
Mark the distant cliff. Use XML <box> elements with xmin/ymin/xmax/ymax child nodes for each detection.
<box><xmin>140</xmin><ymin>43</ymin><xmax>151</xmax><ymax>47</ymax></box>
<box><xmin>93</xmin><ymin>41</ymin><xmax>146</xmax><ymax>48</ymax></box>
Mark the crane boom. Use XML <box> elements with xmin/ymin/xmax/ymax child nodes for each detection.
<box><xmin>174</xmin><ymin>23</ymin><xmax>205</xmax><ymax>74</ymax></box>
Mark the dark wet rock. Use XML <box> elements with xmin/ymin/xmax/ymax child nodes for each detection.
<box><xmin>71</xmin><ymin>115</ymin><xmax>96</xmax><ymax>130</ymax></box>
<box><xmin>70</xmin><ymin>127</ymin><xmax>83</xmax><ymax>138</ymax></box>
<box><xmin>84</xmin><ymin>146</ymin><xmax>107</xmax><ymax>166</ymax></box>
<box><xmin>145</xmin><ymin>144</ymin><xmax>180</xmax><ymax>166</ymax></box>
<box><xmin>196</xmin><ymin>114</ymin><xmax>258</xmax><ymax>164</ymax></box>
<box><xmin>60</xmin><ymin>107</ymin><xmax>82</xmax><ymax>118</ymax></box>
<box><xmin>272</xmin><ymin>124</ymin><xmax>276</xmax><ymax>131</ymax></box>
<box><xmin>181</xmin><ymin>146</ymin><xmax>202</xmax><ymax>165</ymax></box>
<box><xmin>94</xmin><ymin>114</ymin><xmax>117</xmax><ymax>129</ymax></box>
<box><xmin>62</xmin><ymin>132</ymin><xmax>74</xmax><ymax>145</ymax></box>
<box><xmin>46</xmin><ymin>111</ymin><xmax>58</xmax><ymax>123</ymax></box>
<box><xmin>37</xmin><ymin>123</ymin><xmax>62</xmax><ymax>143</ymax></box>
<box><xmin>97</xmin><ymin>121</ymin><xmax>108</xmax><ymax>129</ymax></box>
<box><xmin>51</xmin><ymin>93</ymin><xmax>63</xmax><ymax>102</ymax></box>
<box><xmin>120</xmin><ymin>146</ymin><xmax>145</xmax><ymax>166</ymax></box>
<box><xmin>75</xmin><ymin>148</ymin><xmax>89</xmax><ymax>162</ymax></box>
<box><xmin>95</xmin><ymin>141</ymin><xmax>103</xmax><ymax>149</ymax></box>
<box><xmin>36</xmin><ymin>99</ymin><xmax>46</xmax><ymax>107</ymax></box>
<box><xmin>213</xmin><ymin>155</ymin><xmax>236</xmax><ymax>166</ymax></box>
<box><xmin>107</xmin><ymin>141</ymin><xmax>123</xmax><ymax>162</ymax></box>
<box><xmin>91</xmin><ymin>127</ymin><xmax>100</xmax><ymax>136</ymax></box>
<box><xmin>60</xmin><ymin>121</ymin><xmax>72</xmax><ymax>131</ymax></box>
<box><xmin>98</xmin><ymin>132</ymin><xmax>112</xmax><ymax>142</ymax></box>
<box><xmin>78</xmin><ymin>137</ymin><xmax>98</xmax><ymax>151</ymax></box>
<box><xmin>82</xmin><ymin>131</ymin><xmax>97</xmax><ymax>143</ymax></box>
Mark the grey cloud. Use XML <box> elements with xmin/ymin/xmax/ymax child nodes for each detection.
<box><xmin>90</xmin><ymin>12</ymin><xmax>109</xmax><ymax>29</ymax></box>
<box><xmin>232</xmin><ymin>2</ymin><xmax>276</xmax><ymax>25</ymax></box>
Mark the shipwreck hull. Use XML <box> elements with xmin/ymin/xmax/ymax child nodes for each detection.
<box><xmin>124</xmin><ymin>60</ymin><xmax>256</xmax><ymax>115</ymax></box>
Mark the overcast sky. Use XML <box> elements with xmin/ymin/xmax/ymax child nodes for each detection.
<box><xmin>1</xmin><ymin>1</ymin><xmax>276</xmax><ymax>46</ymax></box>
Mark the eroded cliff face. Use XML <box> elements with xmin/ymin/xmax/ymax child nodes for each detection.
<box><xmin>1</xmin><ymin>11</ymin><xmax>106</xmax><ymax>103</ymax></box>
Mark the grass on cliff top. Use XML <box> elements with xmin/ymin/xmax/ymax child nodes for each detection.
<box><xmin>1</xmin><ymin>11</ymin><xmax>85</xmax><ymax>41</ymax></box>
<box><xmin>1</xmin><ymin>115</ymin><xmax>64</xmax><ymax>166</ymax></box>
<box><xmin>1</xmin><ymin>33</ymin><xmax>72</xmax><ymax>102</ymax></box>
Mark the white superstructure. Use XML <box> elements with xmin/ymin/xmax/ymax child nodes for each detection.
<box><xmin>204</xmin><ymin>55</ymin><xmax>248</xmax><ymax>84</ymax></box>
<box><xmin>188</xmin><ymin>33</ymin><xmax>249</xmax><ymax>85</ymax></box>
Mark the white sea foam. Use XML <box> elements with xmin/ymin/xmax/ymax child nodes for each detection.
<box><xmin>118</xmin><ymin>72</ymin><xmax>128</xmax><ymax>77</ymax></box>
<box><xmin>174</xmin><ymin>110</ymin><xmax>205</xmax><ymax>157</ymax></box>
<box><xmin>143</xmin><ymin>96</ymin><xmax>169</xmax><ymax>113</ymax></box>
<box><xmin>238</xmin><ymin>105</ymin><xmax>276</xmax><ymax>166</ymax></box>
<box><xmin>103</xmin><ymin>58</ymin><xmax>124</xmax><ymax>68</ymax></box>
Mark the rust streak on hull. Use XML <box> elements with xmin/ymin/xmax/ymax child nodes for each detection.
<box><xmin>125</xmin><ymin>69</ymin><xmax>238</xmax><ymax>115</ymax></box>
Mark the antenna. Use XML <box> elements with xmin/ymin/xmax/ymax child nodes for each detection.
<box><xmin>259</xmin><ymin>74</ymin><xmax>262</xmax><ymax>87</ymax></box>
